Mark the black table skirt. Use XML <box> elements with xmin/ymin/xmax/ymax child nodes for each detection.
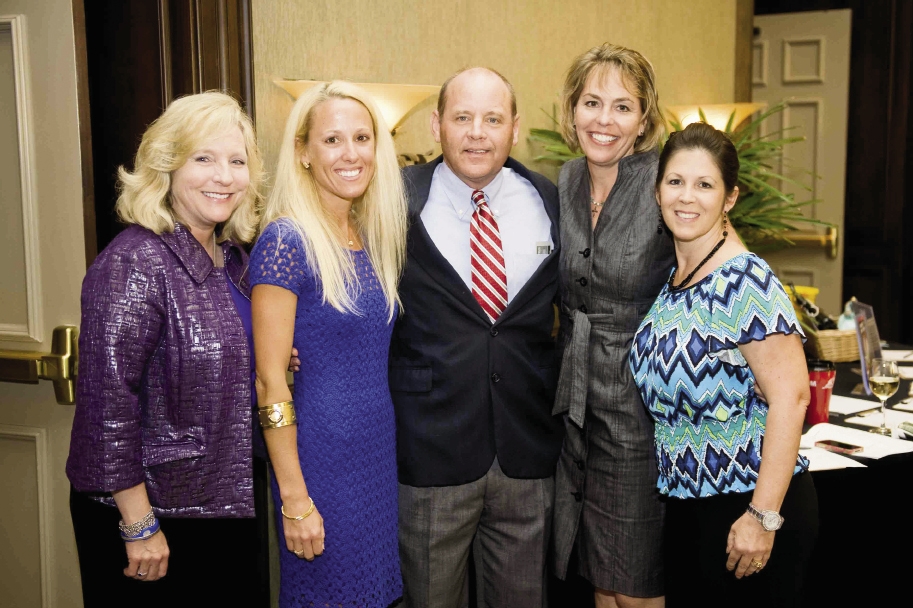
<box><xmin>803</xmin><ymin>359</ymin><xmax>911</xmax><ymax>607</ymax></box>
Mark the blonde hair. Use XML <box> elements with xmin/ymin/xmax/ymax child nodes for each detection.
<box><xmin>262</xmin><ymin>81</ymin><xmax>407</xmax><ymax>320</ymax></box>
<box><xmin>560</xmin><ymin>43</ymin><xmax>664</xmax><ymax>154</ymax></box>
<box><xmin>115</xmin><ymin>91</ymin><xmax>263</xmax><ymax>244</ymax></box>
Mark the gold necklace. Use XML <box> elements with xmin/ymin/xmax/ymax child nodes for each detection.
<box><xmin>590</xmin><ymin>197</ymin><xmax>605</xmax><ymax>216</ymax></box>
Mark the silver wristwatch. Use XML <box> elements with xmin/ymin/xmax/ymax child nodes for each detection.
<box><xmin>746</xmin><ymin>503</ymin><xmax>784</xmax><ymax>531</ymax></box>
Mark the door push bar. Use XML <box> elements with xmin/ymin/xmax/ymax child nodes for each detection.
<box><xmin>0</xmin><ymin>325</ymin><xmax>78</xmax><ymax>404</ymax></box>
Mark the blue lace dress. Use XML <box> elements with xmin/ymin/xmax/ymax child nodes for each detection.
<box><xmin>250</xmin><ymin>220</ymin><xmax>402</xmax><ymax>607</ymax></box>
<box><xmin>629</xmin><ymin>253</ymin><xmax>809</xmax><ymax>500</ymax></box>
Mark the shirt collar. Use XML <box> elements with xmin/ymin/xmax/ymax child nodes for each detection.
<box><xmin>436</xmin><ymin>161</ymin><xmax>506</xmax><ymax>218</ymax></box>
<box><xmin>159</xmin><ymin>222</ymin><xmax>218</xmax><ymax>284</ymax></box>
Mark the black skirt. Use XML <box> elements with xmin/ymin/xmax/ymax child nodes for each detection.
<box><xmin>664</xmin><ymin>471</ymin><xmax>819</xmax><ymax>608</ymax></box>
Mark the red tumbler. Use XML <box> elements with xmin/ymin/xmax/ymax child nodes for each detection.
<box><xmin>806</xmin><ymin>359</ymin><xmax>836</xmax><ymax>425</ymax></box>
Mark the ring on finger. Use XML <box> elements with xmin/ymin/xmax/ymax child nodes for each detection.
<box><xmin>137</xmin><ymin>571</ymin><xmax>147</xmax><ymax>577</ymax></box>
<box><xmin>751</xmin><ymin>559</ymin><xmax>764</xmax><ymax>569</ymax></box>
<box><xmin>293</xmin><ymin>549</ymin><xmax>305</xmax><ymax>557</ymax></box>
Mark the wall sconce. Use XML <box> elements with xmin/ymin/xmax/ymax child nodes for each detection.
<box><xmin>665</xmin><ymin>102</ymin><xmax>767</xmax><ymax>132</ymax></box>
<box><xmin>274</xmin><ymin>79</ymin><xmax>439</xmax><ymax>136</ymax></box>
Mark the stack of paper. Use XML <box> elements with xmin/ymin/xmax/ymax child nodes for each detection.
<box><xmin>798</xmin><ymin>446</ymin><xmax>867</xmax><ymax>471</ymax></box>
<box><xmin>827</xmin><ymin>395</ymin><xmax>880</xmax><ymax>416</ymax></box>
<box><xmin>801</xmin><ymin>422</ymin><xmax>913</xmax><ymax>460</ymax></box>
<box><xmin>844</xmin><ymin>409</ymin><xmax>913</xmax><ymax>435</ymax></box>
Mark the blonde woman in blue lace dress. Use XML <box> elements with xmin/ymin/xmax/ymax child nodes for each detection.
<box><xmin>251</xmin><ymin>81</ymin><xmax>407</xmax><ymax>608</ymax></box>
<box><xmin>629</xmin><ymin>122</ymin><xmax>818</xmax><ymax>607</ymax></box>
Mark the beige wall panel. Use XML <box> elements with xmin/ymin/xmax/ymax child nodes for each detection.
<box><xmin>0</xmin><ymin>431</ymin><xmax>43</xmax><ymax>607</ymax></box>
<box><xmin>0</xmin><ymin>28</ymin><xmax>28</xmax><ymax>329</ymax></box>
<box><xmin>253</xmin><ymin>0</ymin><xmax>737</xmax><ymax>182</ymax></box>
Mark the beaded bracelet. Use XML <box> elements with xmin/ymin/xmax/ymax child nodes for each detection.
<box><xmin>281</xmin><ymin>497</ymin><xmax>316</xmax><ymax>520</ymax></box>
<box><xmin>119</xmin><ymin>509</ymin><xmax>161</xmax><ymax>542</ymax></box>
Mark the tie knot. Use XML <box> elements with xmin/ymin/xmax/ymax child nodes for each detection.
<box><xmin>471</xmin><ymin>189</ymin><xmax>487</xmax><ymax>207</ymax></box>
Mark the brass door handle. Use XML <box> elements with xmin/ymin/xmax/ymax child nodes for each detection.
<box><xmin>0</xmin><ymin>325</ymin><xmax>79</xmax><ymax>404</ymax></box>
<box><xmin>761</xmin><ymin>226</ymin><xmax>839</xmax><ymax>259</ymax></box>
<box><xmin>781</xmin><ymin>226</ymin><xmax>840</xmax><ymax>259</ymax></box>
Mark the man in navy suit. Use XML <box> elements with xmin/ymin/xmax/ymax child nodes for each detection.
<box><xmin>390</xmin><ymin>67</ymin><xmax>564</xmax><ymax>608</ymax></box>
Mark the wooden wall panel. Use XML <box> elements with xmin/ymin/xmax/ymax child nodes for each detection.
<box><xmin>85</xmin><ymin>0</ymin><xmax>255</xmax><ymax>255</ymax></box>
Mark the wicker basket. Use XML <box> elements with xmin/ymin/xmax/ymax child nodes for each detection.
<box><xmin>805</xmin><ymin>329</ymin><xmax>859</xmax><ymax>362</ymax></box>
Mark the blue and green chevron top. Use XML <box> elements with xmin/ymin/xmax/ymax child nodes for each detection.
<box><xmin>629</xmin><ymin>252</ymin><xmax>809</xmax><ymax>499</ymax></box>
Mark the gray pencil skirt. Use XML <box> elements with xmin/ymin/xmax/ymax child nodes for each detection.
<box><xmin>553</xmin><ymin>373</ymin><xmax>665</xmax><ymax>597</ymax></box>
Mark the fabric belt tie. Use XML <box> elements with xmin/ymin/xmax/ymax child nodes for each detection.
<box><xmin>553</xmin><ymin>307</ymin><xmax>592</xmax><ymax>428</ymax></box>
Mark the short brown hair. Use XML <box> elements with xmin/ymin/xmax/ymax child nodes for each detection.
<box><xmin>437</xmin><ymin>66</ymin><xmax>517</xmax><ymax>118</ymax></box>
<box><xmin>560</xmin><ymin>43</ymin><xmax>664</xmax><ymax>154</ymax></box>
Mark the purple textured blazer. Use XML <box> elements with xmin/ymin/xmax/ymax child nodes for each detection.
<box><xmin>66</xmin><ymin>223</ymin><xmax>254</xmax><ymax>517</ymax></box>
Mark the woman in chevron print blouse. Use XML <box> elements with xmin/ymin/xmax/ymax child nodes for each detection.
<box><xmin>629</xmin><ymin>122</ymin><xmax>818</xmax><ymax>607</ymax></box>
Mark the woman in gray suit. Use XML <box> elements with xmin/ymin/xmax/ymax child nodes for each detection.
<box><xmin>552</xmin><ymin>43</ymin><xmax>674</xmax><ymax>608</ymax></box>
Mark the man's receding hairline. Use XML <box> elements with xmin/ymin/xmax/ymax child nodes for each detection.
<box><xmin>438</xmin><ymin>67</ymin><xmax>517</xmax><ymax>118</ymax></box>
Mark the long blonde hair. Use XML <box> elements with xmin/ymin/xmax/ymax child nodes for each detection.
<box><xmin>262</xmin><ymin>81</ymin><xmax>407</xmax><ymax>319</ymax></box>
<box><xmin>116</xmin><ymin>91</ymin><xmax>263</xmax><ymax>244</ymax></box>
<box><xmin>560</xmin><ymin>43</ymin><xmax>665</xmax><ymax>155</ymax></box>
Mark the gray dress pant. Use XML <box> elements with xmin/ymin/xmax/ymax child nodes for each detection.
<box><xmin>399</xmin><ymin>457</ymin><xmax>554</xmax><ymax>608</ymax></box>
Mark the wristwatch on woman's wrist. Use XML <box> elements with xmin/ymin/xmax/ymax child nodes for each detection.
<box><xmin>746</xmin><ymin>503</ymin><xmax>784</xmax><ymax>531</ymax></box>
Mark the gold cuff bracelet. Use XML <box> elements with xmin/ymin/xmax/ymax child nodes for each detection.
<box><xmin>258</xmin><ymin>400</ymin><xmax>297</xmax><ymax>430</ymax></box>
<box><xmin>281</xmin><ymin>497</ymin><xmax>316</xmax><ymax>521</ymax></box>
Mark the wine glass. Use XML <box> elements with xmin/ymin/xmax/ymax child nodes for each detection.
<box><xmin>869</xmin><ymin>358</ymin><xmax>899</xmax><ymax>436</ymax></box>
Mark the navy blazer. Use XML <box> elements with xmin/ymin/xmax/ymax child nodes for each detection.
<box><xmin>390</xmin><ymin>156</ymin><xmax>565</xmax><ymax>487</ymax></box>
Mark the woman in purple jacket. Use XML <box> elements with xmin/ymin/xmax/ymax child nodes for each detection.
<box><xmin>66</xmin><ymin>92</ymin><xmax>265</xmax><ymax>606</ymax></box>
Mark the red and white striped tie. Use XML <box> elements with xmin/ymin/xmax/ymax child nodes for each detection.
<box><xmin>470</xmin><ymin>189</ymin><xmax>507</xmax><ymax>322</ymax></box>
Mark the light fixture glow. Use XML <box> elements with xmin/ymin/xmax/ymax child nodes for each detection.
<box><xmin>665</xmin><ymin>102</ymin><xmax>767</xmax><ymax>132</ymax></box>
<box><xmin>274</xmin><ymin>79</ymin><xmax>440</xmax><ymax>134</ymax></box>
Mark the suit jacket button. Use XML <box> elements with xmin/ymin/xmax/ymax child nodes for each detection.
<box><xmin>581</xmin><ymin>248</ymin><xmax>591</xmax><ymax>258</ymax></box>
<box><xmin>491</xmin><ymin>373</ymin><xmax>501</xmax><ymax>383</ymax></box>
<box><xmin>575</xmin><ymin>459</ymin><xmax>585</xmax><ymax>470</ymax></box>
<box><xmin>490</xmin><ymin>327</ymin><xmax>499</xmax><ymax>337</ymax></box>
<box><xmin>572</xmin><ymin>491</ymin><xmax>582</xmax><ymax>502</ymax></box>
<box><xmin>578</xmin><ymin>277</ymin><xmax>588</xmax><ymax>286</ymax></box>
<box><xmin>578</xmin><ymin>304</ymin><xmax>587</xmax><ymax>314</ymax></box>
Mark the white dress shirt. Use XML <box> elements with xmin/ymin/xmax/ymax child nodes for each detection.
<box><xmin>420</xmin><ymin>161</ymin><xmax>554</xmax><ymax>303</ymax></box>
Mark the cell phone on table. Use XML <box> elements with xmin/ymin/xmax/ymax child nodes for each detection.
<box><xmin>814</xmin><ymin>439</ymin><xmax>863</xmax><ymax>454</ymax></box>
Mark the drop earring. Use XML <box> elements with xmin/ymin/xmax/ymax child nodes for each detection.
<box><xmin>722</xmin><ymin>211</ymin><xmax>729</xmax><ymax>237</ymax></box>
<box><xmin>657</xmin><ymin>205</ymin><xmax>664</xmax><ymax>235</ymax></box>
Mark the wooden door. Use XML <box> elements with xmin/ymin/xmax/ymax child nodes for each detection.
<box><xmin>752</xmin><ymin>9</ymin><xmax>851</xmax><ymax>317</ymax></box>
<box><xmin>0</xmin><ymin>0</ymin><xmax>87</xmax><ymax>605</ymax></box>
<box><xmin>0</xmin><ymin>2</ymin><xmax>259</xmax><ymax>606</ymax></box>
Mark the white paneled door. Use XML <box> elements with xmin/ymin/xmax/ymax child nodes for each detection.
<box><xmin>0</xmin><ymin>0</ymin><xmax>87</xmax><ymax>606</ymax></box>
<box><xmin>752</xmin><ymin>9</ymin><xmax>851</xmax><ymax>317</ymax></box>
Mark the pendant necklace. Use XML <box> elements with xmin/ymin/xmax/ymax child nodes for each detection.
<box><xmin>668</xmin><ymin>225</ymin><xmax>729</xmax><ymax>291</ymax></box>
<box><xmin>590</xmin><ymin>197</ymin><xmax>605</xmax><ymax>217</ymax></box>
